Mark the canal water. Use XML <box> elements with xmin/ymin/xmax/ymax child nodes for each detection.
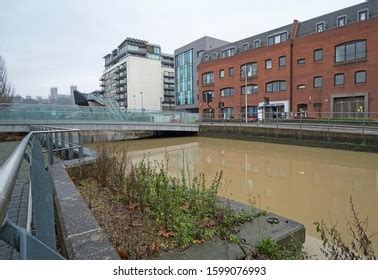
<box><xmin>89</xmin><ymin>137</ymin><xmax>378</xmax><ymax>257</ymax></box>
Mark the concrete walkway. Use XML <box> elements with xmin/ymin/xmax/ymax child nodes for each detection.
<box><xmin>0</xmin><ymin>181</ymin><xmax>29</xmax><ymax>260</ymax></box>
<box><xmin>0</xmin><ymin>141</ymin><xmax>30</xmax><ymax>260</ymax></box>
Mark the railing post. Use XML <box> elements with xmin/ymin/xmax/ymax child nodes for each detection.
<box><xmin>54</xmin><ymin>131</ymin><xmax>59</xmax><ymax>149</ymax></box>
<box><xmin>276</xmin><ymin>113</ymin><xmax>279</xmax><ymax>128</ymax></box>
<box><xmin>68</xmin><ymin>132</ymin><xmax>73</xmax><ymax>160</ymax></box>
<box><xmin>78</xmin><ymin>132</ymin><xmax>84</xmax><ymax>158</ymax></box>
<box><xmin>47</xmin><ymin>134</ymin><xmax>54</xmax><ymax>165</ymax></box>
<box><xmin>60</xmin><ymin>131</ymin><xmax>65</xmax><ymax>159</ymax></box>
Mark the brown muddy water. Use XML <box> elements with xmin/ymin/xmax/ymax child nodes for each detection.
<box><xmin>88</xmin><ymin>137</ymin><xmax>378</xmax><ymax>257</ymax></box>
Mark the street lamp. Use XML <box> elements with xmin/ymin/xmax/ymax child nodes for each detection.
<box><xmin>140</xmin><ymin>91</ymin><xmax>143</xmax><ymax>111</ymax></box>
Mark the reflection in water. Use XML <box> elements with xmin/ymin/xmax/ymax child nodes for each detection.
<box><xmin>89</xmin><ymin>137</ymin><xmax>378</xmax><ymax>253</ymax></box>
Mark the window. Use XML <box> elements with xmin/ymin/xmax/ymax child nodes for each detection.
<box><xmin>242</xmin><ymin>43</ymin><xmax>249</xmax><ymax>51</ymax></box>
<box><xmin>222</xmin><ymin>48</ymin><xmax>236</xmax><ymax>58</ymax></box>
<box><xmin>297</xmin><ymin>58</ymin><xmax>306</xmax><ymax>64</ymax></box>
<box><xmin>268</xmin><ymin>32</ymin><xmax>288</xmax><ymax>46</ymax></box>
<box><xmin>297</xmin><ymin>84</ymin><xmax>306</xmax><ymax>90</ymax></box>
<box><xmin>279</xmin><ymin>56</ymin><xmax>286</xmax><ymax>67</ymax></box>
<box><xmin>202</xmin><ymin>91</ymin><xmax>214</xmax><ymax>102</ymax></box>
<box><xmin>240</xmin><ymin>62</ymin><xmax>258</xmax><ymax>78</ymax></box>
<box><xmin>316</xmin><ymin>22</ymin><xmax>325</xmax><ymax>32</ymax></box>
<box><xmin>335</xmin><ymin>40</ymin><xmax>366</xmax><ymax>63</ymax></box>
<box><xmin>337</xmin><ymin>16</ymin><xmax>347</xmax><ymax>27</ymax></box>
<box><xmin>202</xmin><ymin>72</ymin><xmax>214</xmax><ymax>85</ymax></box>
<box><xmin>334</xmin><ymin>73</ymin><xmax>345</xmax><ymax>86</ymax></box>
<box><xmin>219</xmin><ymin>69</ymin><xmax>225</xmax><ymax>78</ymax></box>
<box><xmin>254</xmin><ymin>40</ymin><xmax>261</xmax><ymax>48</ymax></box>
<box><xmin>355</xmin><ymin>70</ymin><xmax>366</xmax><ymax>84</ymax></box>
<box><xmin>229</xmin><ymin>67</ymin><xmax>235</xmax><ymax>76</ymax></box>
<box><xmin>358</xmin><ymin>10</ymin><xmax>368</xmax><ymax>22</ymax></box>
<box><xmin>265</xmin><ymin>59</ymin><xmax>272</xmax><ymax>69</ymax></box>
<box><xmin>241</xmin><ymin>84</ymin><xmax>258</xmax><ymax>95</ymax></box>
<box><xmin>220</xmin><ymin>87</ymin><xmax>235</xmax><ymax>97</ymax></box>
<box><xmin>266</xmin><ymin>81</ymin><xmax>286</xmax><ymax>92</ymax></box>
<box><xmin>241</xmin><ymin>106</ymin><xmax>258</xmax><ymax>118</ymax></box>
<box><xmin>212</xmin><ymin>53</ymin><xmax>217</xmax><ymax>59</ymax></box>
<box><xmin>204</xmin><ymin>55</ymin><xmax>209</xmax><ymax>62</ymax></box>
<box><xmin>197</xmin><ymin>50</ymin><xmax>204</xmax><ymax>58</ymax></box>
<box><xmin>314</xmin><ymin>49</ymin><xmax>323</xmax><ymax>61</ymax></box>
<box><xmin>221</xmin><ymin>107</ymin><xmax>234</xmax><ymax>118</ymax></box>
<box><xmin>313</xmin><ymin>76</ymin><xmax>323</xmax><ymax>88</ymax></box>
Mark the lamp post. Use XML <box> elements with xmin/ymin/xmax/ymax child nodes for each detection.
<box><xmin>140</xmin><ymin>91</ymin><xmax>143</xmax><ymax>111</ymax></box>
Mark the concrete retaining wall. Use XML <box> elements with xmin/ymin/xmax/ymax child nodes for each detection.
<box><xmin>199</xmin><ymin>124</ymin><xmax>378</xmax><ymax>152</ymax></box>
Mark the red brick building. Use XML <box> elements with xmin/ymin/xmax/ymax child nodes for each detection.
<box><xmin>198</xmin><ymin>0</ymin><xmax>378</xmax><ymax>120</ymax></box>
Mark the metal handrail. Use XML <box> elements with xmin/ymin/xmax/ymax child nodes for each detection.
<box><xmin>0</xmin><ymin>128</ymin><xmax>81</xmax><ymax>228</ymax></box>
<box><xmin>0</xmin><ymin>134</ymin><xmax>32</xmax><ymax>227</ymax></box>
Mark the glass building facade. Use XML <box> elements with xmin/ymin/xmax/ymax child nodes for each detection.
<box><xmin>175</xmin><ymin>50</ymin><xmax>194</xmax><ymax>106</ymax></box>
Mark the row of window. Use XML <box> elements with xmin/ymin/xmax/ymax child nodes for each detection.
<box><xmin>315</xmin><ymin>9</ymin><xmax>369</xmax><ymax>33</ymax></box>
<box><xmin>300</xmin><ymin>70</ymin><xmax>366</xmax><ymax>89</ymax></box>
<box><xmin>202</xmin><ymin>80</ymin><xmax>285</xmax><ymax>101</ymax></box>
<box><xmin>202</xmin><ymin>70</ymin><xmax>366</xmax><ymax>99</ymax></box>
<box><xmin>297</xmin><ymin>40</ymin><xmax>366</xmax><ymax>65</ymax></box>
<box><xmin>203</xmin><ymin>40</ymin><xmax>367</xmax><ymax>85</ymax></box>
<box><xmin>205</xmin><ymin>32</ymin><xmax>285</xmax><ymax>62</ymax></box>
<box><xmin>203</xmin><ymin>9</ymin><xmax>370</xmax><ymax>63</ymax></box>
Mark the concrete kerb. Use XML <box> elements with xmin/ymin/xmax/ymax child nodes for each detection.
<box><xmin>50</xmin><ymin>146</ymin><xmax>305</xmax><ymax>260</ymax></box>
<box><xmin>49</xmin><ymin>146</ymin><xmax>119</xmax><ymax>260</ymax></box>
<box><xmin>161</xmin><ymin>198</ymin><xmax>305</xmax><ymax>260</ymax></box>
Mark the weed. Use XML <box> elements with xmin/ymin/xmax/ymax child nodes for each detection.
<box><xmin>314</xmin><ymin>196</ymin><xmax>377</xmax><ymax>260</ymax></box>
<box><xmin>68</xmin><ymin>145</ymin><xmax>265</xmax><ymax>258</ymax></box>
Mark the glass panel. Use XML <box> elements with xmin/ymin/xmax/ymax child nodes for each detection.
<box><xmin>356</xmin><ymin>41</ymin><xmax>366</xmax><ymax>59</ymax></box>
<box><xmin>280</xmin><ymin>81</ymin><xmax>287</xmax><ymax>91</ymax></box>
<box><xmin>355</xmin><ymin>71</ymin><xmax>366</xmax><ymax>83</ymax></box>
<box><xmin>314</xmin><ymin>49</ymin><xmax>323</xmax><ymax>61</ymax></box>
<box><xmin>314</xmin><ymin>77</ymin><xmax>323</xmax><ymax>88</ymax></box>
<box><xmin>281</xmin><ymin>33</ymin><xmax>288</xmax><ymax>42</ymax></box>
<box><xmin>335</xmin><ymin>74</ymin><xmax>344</xmax><ymax>85</ymax></box>
<box><xmin>266</xmin><ymin>60</ymin><xmax>272</xmax><ymax>69</ymax></box>
<box><xmin>335</xmin><ymin>45</ymin><xmax>345</xmax><ymax>62</ymax></box>
<box><xmin>266</xmin><ymin>83</ymin><xmax>273</xmax><ymax>92</ymax></box>
<box><xmin>345</xmin><ymin>43</ymin><xmax>356</xmax><ymax>61</ymax></box>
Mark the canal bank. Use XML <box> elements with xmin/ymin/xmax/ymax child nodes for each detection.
<box><xmin>199</xmin><ymin>124</ymin><xmax>378</xmax><ymax>152</ymax></box>
<box><xmin>93</xmin><ymin>136</ymin><xmax>378</xmax><ymax>256</ymax></box>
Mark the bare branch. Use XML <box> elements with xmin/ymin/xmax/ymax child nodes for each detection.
<box><xmin>0</xmin><ymin>55</ymin><xmax>15</xmax><ymax>103</ymax></box>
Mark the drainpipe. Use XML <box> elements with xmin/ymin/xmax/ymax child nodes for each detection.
<box><xmin>290</xmin><ymin>20</ymin><xmax>299</xmax><ymax>114</ymax></box>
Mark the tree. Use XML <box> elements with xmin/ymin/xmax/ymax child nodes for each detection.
<box><xmin>0</xmin><ymin>55</ymin><xmax>15</xmax><ymax>103</ymax></box>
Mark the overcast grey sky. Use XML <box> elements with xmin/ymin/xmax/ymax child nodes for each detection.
<box><xmin>0</xmin><ymin>0</ymin><xmax>362</xmax><ymax>98</ymax></box>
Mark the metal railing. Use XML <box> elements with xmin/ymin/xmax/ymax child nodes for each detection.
<box><xmin>200</xmin><ymin>111</ymin><xmax>378</xmax><ymax>135</ymax></box>
<box><xmin>0</xmin><ymin>103</ymin><xmax>199</xmax><ymax>124</ymax></box>
<box><xmin>0</xmin><ymin>126</ymin><xmax>84</xmax><ymax>259</ymax></box>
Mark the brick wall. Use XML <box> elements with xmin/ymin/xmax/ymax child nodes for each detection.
<box><xmin>198</xmin><ymin>17</ymin><xmax>378</xmax><ymax>119</ymax></box>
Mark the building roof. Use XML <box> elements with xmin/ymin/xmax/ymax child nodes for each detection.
<box><xmin>201</xmin><ymin>0</ymin><xmax>378</xmax><ymax>62</ymax></box>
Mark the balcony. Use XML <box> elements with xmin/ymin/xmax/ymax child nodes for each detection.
<box><xmin>162</xmin><ymin>59</ymin><xmax>174</xmax><ymax>65</ymax></box>
<box><xmin>163</xmin><ymin>78</ymin><xmax>175</xmax><ymax>84</ymax></box>
<box><xmin>164</xmin><ymin>84</ymin><xmax>175</xmax><ymax>90</ymax></box>
<box><xmin>100</xmin><ymin>75</ymin><xmax>106</xmax><ymax>81</ymax></box>
<box><xmin>163</xmin><ymin>72</ymin><xmax>175</xmax><ymax>78</ymax></box>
